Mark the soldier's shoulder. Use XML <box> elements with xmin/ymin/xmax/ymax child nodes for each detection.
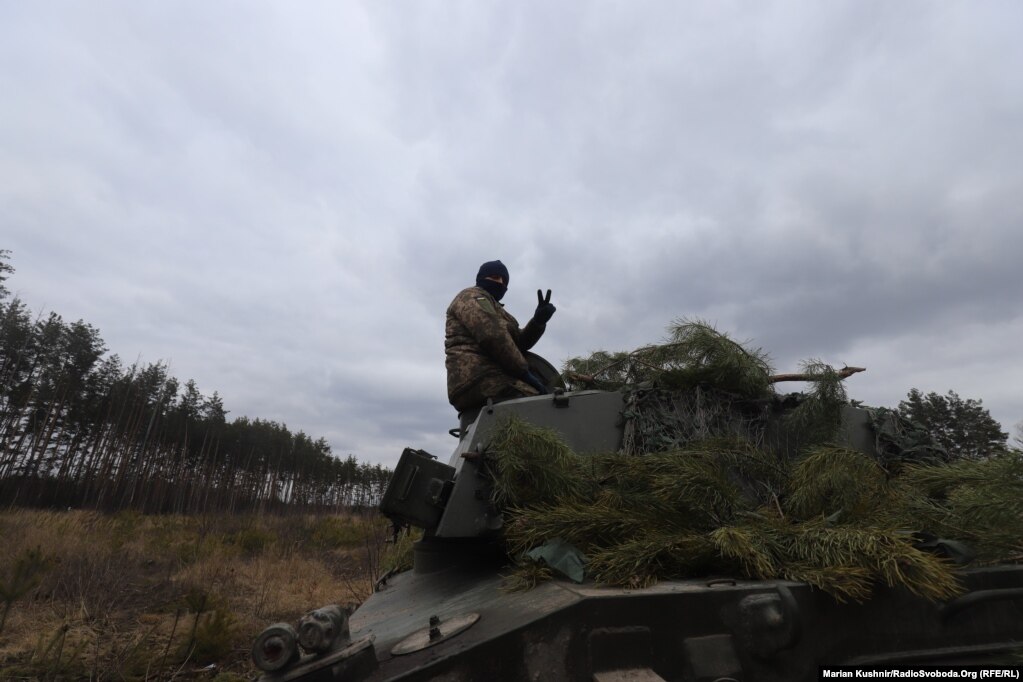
<box><xmin>450</xmin><ymin>287</ymin><xmax>500</xmax><ymax>316</ymax></box>
<box><xmin>449</xmin><ymin>286</ymin><xmax>482</xmax><ymax>308</ymax></box>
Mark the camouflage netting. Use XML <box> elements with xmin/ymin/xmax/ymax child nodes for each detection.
<box><xmin>483</xmin><ymin>320</ymin><xmax>1022</xmax><ymax>602</ymax></box>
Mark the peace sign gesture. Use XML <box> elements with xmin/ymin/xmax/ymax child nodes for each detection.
<box><xmin>534</xmin><ymin>289</ymin><xmax>556</xmax><ymax>323</ymax></box>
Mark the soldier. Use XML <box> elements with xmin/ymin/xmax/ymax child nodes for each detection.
<box><xmin>445</xmin><ymin>260</ymin><xmax>557</xmax><ymax>413</ymax></box>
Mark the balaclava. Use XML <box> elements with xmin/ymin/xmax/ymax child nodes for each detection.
<box><xmin>475</xmin><ymin>260</ymin><xmax>510</xmax><ymax>301</ymax></box>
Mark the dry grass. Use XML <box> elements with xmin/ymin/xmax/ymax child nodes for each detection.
<box><xmin>0</xmin><ymin>509</ymin><xmax>389</xmax><ymax>680</ymax></box>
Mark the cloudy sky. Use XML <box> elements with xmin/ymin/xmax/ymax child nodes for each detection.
<box><xmin>3</xmin><ymin>2</ymin><xmax>1022</xmax><ymax>467</ymax></box>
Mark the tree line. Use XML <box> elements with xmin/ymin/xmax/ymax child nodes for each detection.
<box><xmin>0</xmin><ymin>251</ymin><xmax>391</xmax><ymax>514</ymax></box>
<box><xmin>1</xmin><ymin>249</ymin><xmax>1013</xmax><ymax>514</ymax></box>
<box><xmin>896</xmin><ymin>387</ymin><xmax>1009</xmax><ymax>460</ymax></box>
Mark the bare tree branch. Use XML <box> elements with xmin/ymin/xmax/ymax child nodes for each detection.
<box><xmin>768</xmin><ymin>366</ymin><xmax>865</xmax><ymax>384</ymax></box>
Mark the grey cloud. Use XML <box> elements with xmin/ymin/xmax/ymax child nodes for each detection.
<box><xmin>3</xmin><ymin>2</ymin><xmax>1022</xmax><ymax>469</ymax></box>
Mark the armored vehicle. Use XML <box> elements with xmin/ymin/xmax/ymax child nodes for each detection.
<box><xmin>252</xmin><ymin>355</ymin><xmax>1023</xmax><ymax>682</ymax></box>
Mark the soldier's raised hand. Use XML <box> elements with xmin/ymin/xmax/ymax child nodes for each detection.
<box><xmin>534</xmin><ymin>289</ymin><xmax>556</xmax><ymax>323</ymax></box>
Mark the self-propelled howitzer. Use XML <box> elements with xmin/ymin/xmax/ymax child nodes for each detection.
<box><xmin>252</xmin><ymin>354</ymin><xmax>1023</xmax><ymax>682</ymax></box>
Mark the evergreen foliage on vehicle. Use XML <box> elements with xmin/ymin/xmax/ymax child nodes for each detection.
<box><xmin>562</xmin><ymin>319</ymin><xmax>771</xmax><ymax>397</ymax></box>
<box><xmin>484</xmin><ymin>320</ymin><xmax>1019</xmax><ymax>602</ymax></box>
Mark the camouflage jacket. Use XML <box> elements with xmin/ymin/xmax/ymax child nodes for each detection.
<box><xmin>445</xmin><ymin>286</ymin><xmax>546</xmax><ymax>410</ymax></box>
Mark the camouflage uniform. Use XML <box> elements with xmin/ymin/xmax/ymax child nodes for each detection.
<box><xmin>445</xmin><ymin>286</ymin><xmax>547</xmax><ymax>412</ymax></box>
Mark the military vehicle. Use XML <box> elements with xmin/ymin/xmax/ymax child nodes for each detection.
<box><xmin>252</xmin><ymin>354</ymin><xmax>1023</xmax><ymax>681</ymax></box>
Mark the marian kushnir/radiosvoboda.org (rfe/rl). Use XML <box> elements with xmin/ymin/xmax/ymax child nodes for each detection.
<box><xmin>819</xmin><ymin>668</ymin><xmax>1021</xmax><ymax>679</ymax></box>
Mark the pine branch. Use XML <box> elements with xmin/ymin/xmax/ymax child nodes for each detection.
<box><xmin>486</xmin><ymin>319</ymin><xmax>1023</xmax><ymax>603</ymax></box>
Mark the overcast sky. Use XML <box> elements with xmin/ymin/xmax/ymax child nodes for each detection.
<box><xmin>3</xmin><ymin>2</ymin><xmax>1022</xmax><ymax>468</ymax></box>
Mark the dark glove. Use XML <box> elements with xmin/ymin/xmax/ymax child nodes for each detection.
<box><xmin>534</xmin><ymin>289</ymin><xmax>556</xmax><ymax>323</ymax></box>
<box><xmin>522</xmin><ymin>369</ymin><xmax>549</xmax><ymax>395</ymax></box>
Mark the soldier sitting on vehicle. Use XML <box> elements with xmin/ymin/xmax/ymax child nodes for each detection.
<box><xmin>445</xmin><ymin>260</ymin><xmax>556</xmax><ymax>413</ymax></box>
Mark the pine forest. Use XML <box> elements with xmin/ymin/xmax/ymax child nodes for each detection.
<box><xmin>0</xmin><ymin>251</ymin><xmax>391</xmax><ymax>515</ymax></box>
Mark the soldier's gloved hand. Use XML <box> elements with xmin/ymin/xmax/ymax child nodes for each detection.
<box><xmin>522</xmin><ymin>369</ymin><xmax>549</xmax><ymax>395</ymax></box>
<box><xmin>534</xmin><ymin>289</ymin><xmax>556</xmax><ymax>323</ymax></box>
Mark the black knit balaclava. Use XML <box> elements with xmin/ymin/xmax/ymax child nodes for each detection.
<box><xmin>476</xmin><ymin>260</ymin><xmax>510</xmax><ymax>301</ymax></box>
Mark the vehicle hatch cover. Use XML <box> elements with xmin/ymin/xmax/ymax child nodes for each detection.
<box><xmin>390</xmin><ymin>612</ymin><xmax>480</xmax><ymax>656</ymax></box>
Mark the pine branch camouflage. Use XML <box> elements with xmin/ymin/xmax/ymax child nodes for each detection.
<box><xmin>481</xmin><ymin>320</ymin><xmax>1021</xmax><ymax>603</ymax></box>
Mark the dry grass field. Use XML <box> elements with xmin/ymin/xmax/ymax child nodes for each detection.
<box><xmin>0</xmin><ymin>509</ymin><xmax>391</xmax><ymax>681</ymax></box>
